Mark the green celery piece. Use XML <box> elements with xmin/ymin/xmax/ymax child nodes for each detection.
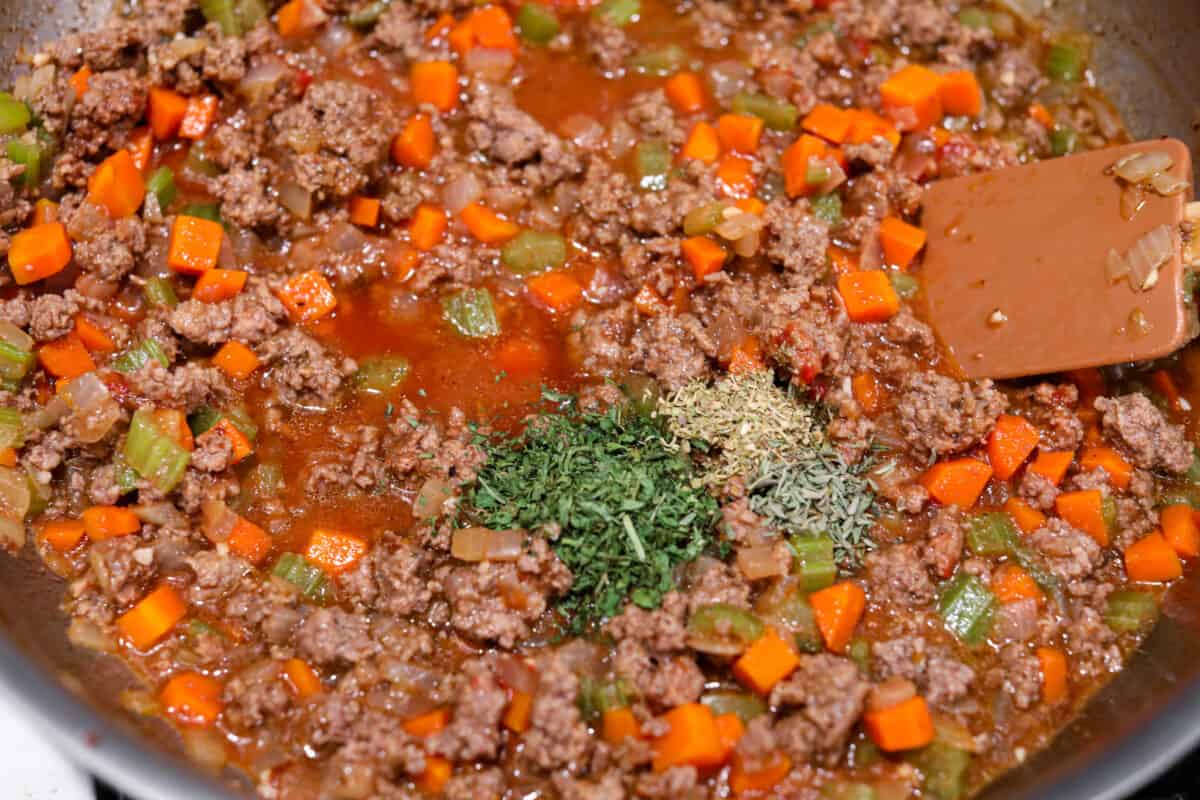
<box><xmin>113</xmin><ymin>456</ymin><xmax>139</xmax><ymax>495</ymax></box>
<box><xmin>789</xmin><ymin>533</ymin><xmax>837</xmax><ymax>591</ymax></box>
<box><xmin>272</xmin><ymin>553</ymin><xmax>332</xmax><ymax>603</ymax></box>
<box><xmin>1050</xmin><ymin>126</ymin><xmax>1078</xmax><ymax>157</ymax></box>
<box><xmin>516</xmin><ymin>3</ymin><xmax>560</xmax><ymax>45</ymax></box>
<box><xmin>0</xmin><ymin>92</ymin><xmax>31</xmax><ymax>134</ymax></box>
<box><xmin>683</xmin><ymin>201</ymin><xmax>729</xmax><ymax>236</ymax></box>
<box><xmin>181</xmin><ymin>201</ymin><xmax>222</xmax><ymax>223</ymax></box>
<box><xmin>592</xmin><ymin>0</ymin><xmax>640</xmax><ymax>27</ymax></box>
<box><xmin>200</xmin><ymin>0</ymin><xmax>241</xmax><ymax>35</ymax></box>
<box><xmin>144</xmin><ymin>276</ymin><xmax>179</xmax><ymax>309</ymax></box>
<box><xmin>628</xmin><ymin>44</ymin><xmax>687</xmax><ymax>77</ymax></box>
<box><xmin>1046</xmin><ymin>42</ymin><xmax>1084</xmax><ymax>82</ymax></box>
<box><xmin>0</xmin><ymin>408</ymin><xmax>23</xmax><ymax>449</ymax></box>
<box><xmin>847</xmin><ymin>637</ymin><xmax>871</xmax><ymax>672</ymax></box>
<box><xmin>354</xmin><ymin>356</ymin><xmax>411</xmax><ymax>394</ymax></box>
<box><xmin>124</xmin><ymin>408</ymin><xmax>190</xmax><ymax>493</ymax></box>
<box><xmin>938</xmin><ymin>572</ymin><xmax>996</xmax><ymax>645</ymax></box>
<box><xmin>245</xmin><ymin>462</ymin><xmax>283</xmax><ymax>497</ymax></box>
<box><xmin>146</xmin><ymin>166</ymin><xmax>177</xmax><ymax>210</ymax></box>
<box><xmin>348</xmin><ymin>0</ymin><xmax>391</xmax><ymax>27</ymax></box>
<box><xmin>699</xmin><ymin>692</ymin><xmax>767</xmax><ymax>724</ymax></box>
<box><xmin>501</xmin><ymin>230</ymin><xmax>568</xmax><ymax>275</ymax></box>
<box><xmin>912</xmin><ymin>741</ymin><xmax>971</xmax><ymax>800</ymax></box>
<box><xmin>635</xmin><ymin>140</ymin><xmax>670</xmax><ymax>191</ymax></box>
<box><xmin>223</xmin><ymin>405</ymin><xmax>258</xmax><ymax>441</ymax></box>
<box><xmin>806</xmin><ymin>161</ymin><xmax>831</xmax><ymax>186</ymax></box>
<box><xmin>189</xmin><ymin>406</ymin><xmax>223</xmax><ymax>438</ymax></box>
<box><xmin>773</xmin><ymin>590</ymin><xmax>823</xmax><ymax>653</ymax></box>
<box><xmin>1104</xmin><ymin>589</ymin><xmax>1159</xmax><ymax>633</ymax></box>
<box><xmin>442</xmin><ymin>288</ymin><xmax>500</xmax><ymax>338</ymax></box>
<box><xmin>26</xmin><ymin>472</ymin><xmax>48</xmax><ymax>519</ymax></box>
<box><xmin>687</xmin><ymin>603</ymin><xmax>765</xmax><ymax>649</ymax></box>
<box><xmin>236</xmin><ymin>0</ymin><xmax>269</xmax><ymax>29</ymax></box>
<box><xmin>0</xmin><ymin>340</ymin><xmax>35</xmax><ymax>383</ymax></box>
<box><xmin>112</xmin><ymin>339</ymin><xmax>170</xmax><ymax>374</ymax></box>
<box><xmin>577</xmin><ymin>676</ymin><xmax>635</xmax><ymax>721</ymax></box>
<box><xmin>183</xmin><ymin>143</ymin><xmax>221</xmax><ymax>179</ymax></box>
<box><xmin>732</xmin><ymin>92</ymin><xmax>799</xmax><ymax>132</ymax></box>
<box><xmin>889</xmin><ymin>271</ymin><xmax>920</xmax><ymax>299</ymax></box>
<box><xmin>957</xmin><ymin>7</ymin><xmax>991</xmax><ymax>29</ymax></box>
<box><xmin>965</xmin><ymin>512</ymin><xmax>1019</xmax><ymax>556</ymax></box>
<box><xmin>811</xmin><ymin>193</ymin><xmax>842</xmax><ymax>226</ymax></box>
<box><xmin>821</xmin><ymin>782</ymin><xmax>876</xmax><ymax>800</ymax></box>
<box><xmin>6</xmin><ymin>138</ymin><xmax>42</xmax><ymax>191</ymax></box>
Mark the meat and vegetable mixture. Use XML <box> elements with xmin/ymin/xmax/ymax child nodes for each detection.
<box><xmin>1</xmin><ymin>0</ymin><xmax>1197</xmax><ymax>797</ymax></box>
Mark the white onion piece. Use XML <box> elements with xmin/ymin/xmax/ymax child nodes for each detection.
<box><xmin>495</xmin><ymin>654</ymin><xmax>539</xmax><ymax>694</ymax></box>
<box><xmin>0</xmin><ymin>515</ymin><xmax>22</xmax><ymax>551</ymax></box>
<box><xmin>1112</xmin><ymin>151</ymin><xmax>1174</xmax><ymax>184</ymax></box>
<box><xmin>867</xmin><ymin>676</ymin><xmax>918</xmax><ymax>712</ymax></box>
<box><xmin>413</xmin><ymin>477</ymin><xmax>452</xmax><ymax>519</ymax></box>
<box><xmin>708</xmin><ymin>60</ymin><xmax>752</xmax><ymax>103</ymax></box>
<box><xmin>68</xmin><ymin>618</ymin><xmax>114</xmax><ymax>653</ymax></box>
<box><xmin>327</xmin><ymin>221</ymin><xmax>368</xmax><ymax>254</ymax></box>
<box><xmin>239</xmin><ymin>60</ymin><xmax>288</xmax><ymax>103</ymax></box>
<box><xmin>992</xmin><ymin>597</ymin><xmax>1038</xmax><ymax>642</ymax></box>
<box><xmin>464</xmin><ymin>48</ymin><xmax>515</xmax><ymax>81</ymax></box>
<box><xmin>0</xmin><ymin>467</ymin><xmax>30</xmax><ymax>521</ymax></box>
<box><xmin>26</xmin><ymin>395</ymin><xmax>69</xmax><ymax>431</ymax></box>
<box><xmin>278</xmin><ymin>181</ymin><xmax>313</xmax><ymax>220</ymax></box>
<box><xmin>201</xmin><ymin>499</ymin><xmax>238</xmax><ymax>543</ymax></box>
<box><xmin>1105</xmin><ymin>248</ymin><xmax>1129</xmax><ymax>283</ymax></box>
<box><xmin>736</xmin><ymin>544</ymin><xmax>786</xmax><ymax>580</ymax></box>
<box><xmin>0</xmin><ymin>320</ymin><xmax>32</xmax><ymax>353</ymax></box>
<box><xmin>608</xmin><ymin>120</ymin><xmax>637</xmax><ymax>159</ymax></box>
<box><xmin>135</xmin><ymin>502</ymin><xmax>186</xmax><ymax>528</ymax></box>
<box><xmin>317</xmin><ymin>22</ymin><xmax>354</xmax><ymax>55</ymax></box>
<box><xmin>181</xmin><ymin>728</ymin><xmax>228</xmax><ymax>772</ymax></box>
<box><xmin>1119</xmin><ymin>184</ymin><xmax>1147</xmax><ymax>221</ymax></box>
<box><xmin>995</xmin><ymin>0</ymin><xmax>1045</xmax><ymax>22</ymax></box>
<box><xmin>451</xmin><ymin>527</ymin><xmax>524</xmax><ymax>562</ymax></box>
<box><xmin>443</xmin><ymin>172</ymin><xmax>482</xmax><ymax>214</ymax></box>
<box><xmin>1126</xmin><ymin>224</ymin><xmax>1174</xmax><ymax>290</ymax></box>
<box><xmin>61</xmin><ymin>372</ymin><xmax>121</xmax><ymax>444</ymax></box>
<box><xmin>559</xmin><ymin>114</ymin><xmax>604</xmax><ymax>149</ymax></box>
<box><xmin>166</xmin><ymin>37</ymin><xmax>206</xmax><ymax>61</ymax></box>
<box><xmin>1149</xmin><ymin>171</ymin><xmax>1189</xmax><ymax>197</ymax></box>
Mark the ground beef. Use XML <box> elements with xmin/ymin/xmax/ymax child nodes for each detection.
<box><xmin>770</xmin><ymin>654</ymin><xmax>870</xmax><ymax>764</ymax></box>
<box><xmin>1028</xmin><ymin>519</ymin><xmax>1102</xmax><ymax>584</ymax></box>
<box><xmin>873</xmin><ymin>637</ymin><xmax>974</xmax><ymax>709</ymax></box>
<box><xmin>764</xmin><ymin>199</ymin><xmax>831</xmax><ymax>288</ymax></box>
<box><xmin>89</xmin><ymin>536</ymin><xmax>156</xmax><ymax>606</ymax></box>
<box><xmin>296</xmin><ymin>607</ymin><xmax>380</xmax><ymax>667</ymax></box>
<box><xmin>67</xmin><ymin>69</ymin><xmax>147</xmax><ymax>158</ymax></box>
<box><xmin>720</xmin><ymin>497</ymin><xmax>773</xmax><ymax>545</ymax></box>
<box><xmin>569</xmin><ymin>303</ymin><xmax>635</xmax><ymax>378</ymax></box>
<box><xmin>926</xmin><ymin>656</ymin><xmax>976</xmax><ymax>708</ymax></box>
<box><xmin>523</xmin><ymin>654</ymin><xmax>592</xmax><ymax>772</ymax></box>
<box><xmin>692</xmin><ymin>0</ymin><xmax>736</xmax><ymax>49</ymax></box>
<box><xmin>66</xmin><ymin>206</ymin><xmax>147</xmax><ymax>285</ymax></box>
<box><xmin>614</xmin><ymin>638</ymin><xmax>705</xmax><ymax>709</ymax></box>
<box><xmin>896</xmin><ymin>371</ymin><xmax>1007</xmax><ymax>456</ymax></box>
<box><xmin>761</xmin><ymin>286</ymin><xmax>849</xmax><ymax>383</ymax></box>
<box><xmin>555</xmin><ymin>771</ymin><xmax>626</xmax><ymax>800</ymax></box>
<box><xmin>1067</xmin><ymin>605</ymin><xmax>1123</xmax><ymax>678</ymax></box>
<box><xmin>466</xmin><ymin>82</ymin><xmax>570</xmax><ymax>170</ymax></box>
<box><xmin>997</xmin><ymin>644</ymin><xmax>1042</xmax><ymax>710</ymax></box>
<box><xmin>923</xmin><ymin>506</ymin><xmax>964</xmax><ymax>579</ymax></box>
<box><xmin>584</xmin><ymin>18</ymin><xmax>635</xmax><ymax>74</ymax></box>
<box><xmin>635</xmin><ymin>766</ymin><xmax>698</xmax><ymax>799</ymax></box>
<box><xmin>259</xmin><ymin>328</ymin><xmax>357</xmax><ymax>409</ymax></box>
<box><xmin>223</xmin><ymin>660</ymin><xmax>291</xmax><ymax>729</ymax></box>
<box><xmin>26</xmin><ymin>290</ymin><xmax>83</xmax><ymax>342</ymax></box>
<box><xmin>213</xmin><ymin>165</ymin><xmax>282</xmax><ymax>228</ymax></box>
<box><xmin>186</xmin><ymin>549</ymin><xmax>251</xmax><ymax>606</ymax></box>
<box><xmin>169</xmin><ymin>281</ymin><xmax>286</xmax><ymax>346</ymax></box>
<box><xmin>1095</xmin><ymin>393</ymin><xmax>1193</xmax><ymax>473</ymax></box>
<box><xmin>341</xmin><ymin>534</ymin><xmax>435</xmax><ymax>617</ymax></box>
<box><xmin>191</xmin><ymin>427</ymin><xmax>235</xmax><ymax>472</ymax></box>
<box><xmin>124</xmin><ymin>363</ymin><xmax>229</xmax><ymax>412</ymax></box>
<box><xmin>606</xmin><ymin>591</ymin><xmax>689</xmax><ymax>653</ymax></box>
<box><xmin>305</xmin><ymin>424</ymin><xmax>387</xmax><ymax>494</ymax></box>
<box><xmin>866</xmin><ymin>545</ymin><xmax>935</xmax><ymax>609</ymax></box>
<box><xmin>445</xmin><ymin>768</ymin><xmax>507</xmax><ymax>800</ymax></box>
<box><xmin>1017</xmin><ymin>382</ymin><xmax>1085</xmax><ymax>451</ymax></box>
<box><xmin>1019</xmin><ymin>470</ymin><xmax>1059</xmax><ymax>511</ymax></box>
<box><xmin>983</xmin><ymin>47</ymin><xmax>1044</xmax><ymax>108</ymax></box>
<box><xmin>630</xmin><ymin>312</ymin><xmax>716</xmax><ymax>390</ymax></box>
<box><xmin>429</xmin><ymin>659</ymin><xmax>508</xmax><ymax>761</ymax></box>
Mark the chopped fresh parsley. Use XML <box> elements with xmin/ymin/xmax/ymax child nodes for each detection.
<box><xmin>464</xmin><ymin>400</ymin><xmax>718</xmax><ymax>631</ymax></box>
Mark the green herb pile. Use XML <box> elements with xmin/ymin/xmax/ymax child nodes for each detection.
<box><xmin>749</xmin><ymin>449</ymin><xmax>878</xmax><ymax>567</ymax></box>
<box><xmin>464</xmin><ymin>400</ymin><xmax>719</xmax><ymax>631</ymax></box>
<box><xmin>658</xmin><ymin>370</ymin><xmax>824</xmax><ymax>487</ymax></box>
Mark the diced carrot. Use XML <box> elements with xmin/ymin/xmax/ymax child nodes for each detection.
<box><xmin>601</xmin><ymin>706</ymin><xmax>641</xmax><ymax>744</ymax></box>
<box><xmin>448</xmin><ymin>20</ymin><xmax>475</xmax><ymax>56</ymax></box>
<box><xmin>148</xmin><ymin>87</ymin><xmax>189</xmax><ymax>140</ymax></box>
<box><xmin>283</xmin><ymin>658</ymin><xmax>323</xmax><ymax>699</ymax></box>
<box><xmin>528</xmin><ymin>271</ymin><xmax>584</xmax><ymax>314</ymax></box>
<box><xmin>179</xmin><ymin>94</ymin><xmax>219</xmax><ymax>140</ymax></box>
<box><xmin>348</xmin><ymin>196</ymin><xmax>381</xmax><ymax>228</ymax></box>
<box><xmin>727</xmin><ymin>336</ymin><xmax>765</xmax><ymax>375</ymax></box>
<box><xmin>304</xmin><ymin>528</ymin><xmax>369</xmax><ymax>576</ymax></box>
<box><xmin>403</xmin><ymin>707</ymin><xmax>450</xmax><ymax>737</ymax></box>
<box><xmin>276</xmin><ymin>0</ymin><xmax>327</xmax><ymax>38</ymax></box>
<box><xmin>193</xmin><ymin>268</ymin><xmax>248</xmax><ymax>303</ymax></box>
<box><xmin>680</xmin><ymin>121</ymin><xmax>720</xmax><ymax>164</ymax></box>
<box><xmin>1150</xmin><ymin>369</ymin><xmax>1183</xmax><ymax>412</ymax></box>
<box><xmin>987</xmin><ymin>414</ymin><xmax>1040</xmax><ymax>481</ymax></box>
<box><xmin>410</xmin><ymin>203</ymin><xmax>448</xmax><ymax>251</ymax></box>
<box><xmin>1078</xmin><ymin>446</ymin><xmax>1132</xmax><ymax>491</ymax></box>
<box><xmin>504</xmin><ymin>690</ymin><xmax>535</xmax><ymax>734</ymax></box>
<box><xmin>159</xmin><ymin>671</ymin><xmax>224</xmax><ymax>727</ymax></box>
<box><xmin>633</xmin><ymin>284</ymin><xmax>668</xmax><ymax>316</ymax></box>
<box><xmin>495</xmin><ymin>338</ymin><xmax>550</xmax><ymax>378</ymax></box>
<box><xmin>880</xmin><ymin>64</ymin><xmax>945</xmax><ymax>131</ymax></box>
<box><xmin>0</xmin><ymin>448</ymin><xmax>15</xmax><ymax>468</ymax></box>
<box><xmin>32</xmin><ymin>198</ymin><xmax>59</xmax><ymax>226</ymax></box>
<box><xmin>878</xmin><ymin>216</ymin><xmax>927</xmax><ymax>270</ymax></box>
<box><xmin>40</xmin><ymin>519</ymin><xmax>87</xmax><ymax>553</ymax></box>
<box><xmin>846</xmin><ymin>109</ymin><xmax>901</xmax><ymax>148</ymax></box>
<box><xmin>1055</xmin><ymin>489</ymin><xmax>1108</xmax><ymax>546</ymax></box>
<box><xmin>717</xmin><ymin>113</ymin><xmax>764</xmax><ymax>155</ymax></box>
<box><xmin>863</xmin><ymin>695</ymin><xmax>935</xmax><ymax>752</ymax></box>
<box><xmin>652</xmin><ymin>703</ymin><xmax>725</xmax><ymax>772</ymax></box>
<box><xmin>991</xmin><ymin>563</ymin><xmax>1042</xmax><ymax>605</ymax></box>
<box><xmin>212</xmin><ymin>417</ymin><xmax>253</xmax><ymax>464</ymax></box>
<box><xmin>1004</xmin><ymin>497</ymin><xmax>1047</xmax><ymax>535</ymax></box>
<box><xmin>837</xmin><ymin>270</ymin><xmax>900</xmax><ymax>323</ymax></box>
<box><xmin>70</xmin><ymin>65</ymin><xmax>92</xmax><ymax>98</ymax></box>
<box><xmin>1027</xmin><ymin>449</ymin><xmax>1075</xmax><ymax>487</ymax></box>
<box><xmin>714</xmin><ymin>712</ymin><xmax>745</xmax><ymax>761</ymax></box>
<box><xmin>117</xmin><ymin>584</ymin><xmax>186</xmax><ymax>651</ymax></box>
<box><xmin>416</xmin><ymin>757</ymin><xmax>452</xmax><ymax>795</ymax></box>
<box><xmin>1124</xmin><ymin>531</ymin><xmax>1183</xmax><ymax>583</ymax></box>
<box><xmin>781</xmin><ymin>133</ymin><xmax>828</xmax><ymax>198</ymax></box>
<box><xmin>73</xmin><ymin>315</ymin><xmax>115</xmax><ymax>353</ymax></box>
<box><xmin>681</xmin><ymin>235</ymin><xmax>729</xmax><ymax>281</ymax></box>
<box><xmin>922</xmin><ymin>458</ymin><xmax>993</xmax><ymax>508</ymax></box>
<box><xmin>736</xmin><ymin>197</ymin><xmax>765</xmax><ymax>216</ymax></box>
<box><xmin>411</xmin><ymin>61</ymin><xmax>460</xmax><ymax>113</ymax></box>
<box><xmin>460</xmin><ymin>202</ymin><xmax>519</xmax><ymax>244</ymax></box>
<box><xmin>212</xmin><ymin>341</ymin><xmax>261</xmax><ymax>380</ymax></box>
<box><xmin>1028</xmin><ymin>103</ymin><xmax>1054</xmax><ymax>129</ymax></box>
<box><xmin>153</xmin><ymin>409</ymin><xmax>194</xmax><ymax>451</ymax></box>
<box><xmin>168</xmin><ymin>215</ymin><xmax>224</xmax><ymax>275</ymax></box>
<box><xmin>715</xmin><ymin>154</ymin><xmax>756</xmax><ymax>198</ymax></box>
<box><xmin>83</xmin><ymin>505</ymin><xmax>141</xmax><ymax>541</ymax></box>
<box><xmin>1162</xmin><ymin>504</ymin><xmax>1200</xmax><ymax>559</ymax></box>
<box><xmin>38</xmin><ymin>335</ymin><xmax>95</xmax><ymax>379</ymax></box>
<box><xmin>733</xmin><ymin>628</ymin><xmax>799</xmax><ymax>694</ymax></box>
<box><xmin>809</xmin><ymin>580</ymin><xmax>866</xmax><ymax>653</ymax></box>
<box><xmin>827</xmin><ymin>244</ymin><xmax>859</xmax><ymax>276</ymax></box>
<box><xmin>852</xmin><ymin>372</ymin><xmax>883</xmax><ymax>415</ymax></box>
<box><xmin>126</xmin><ymin>127</ymin><xmax>154</xmax><ymax>173</ymax></box>
<box><xmin>940</xmin><ymin>70</ymin><xmax>984</xmax><ymax>117</ymax></box>
<box><xmin>1067</xmin><ymin>368</ymin><xmax>1106</xmax><ymax>405</ymax></box>
<box><xmin>1036</xmin><ymin>646</ymin><xmax>1068</xmax><ymax>704</ymax></box>
<box><xmin>665</xmin><ymin>72</ymin><xmax>706</xmax><ymax>114</ymax></box>
<box><xmin>802</xmin><ymin>103</ymin><xmax>854</xmax><ymax>144</ymax></box>
<box><xmin>425</xmin><ymin>13</ymin><xmax>455</xmax><ymax>43</ymax></box>
<box><xmin>88</xmin><ymin>150</ymin><xmax>145</xmax><ymax>218</ymax></box>
<box><xmin>227</xmin><ymin>516</ymin><xmax>272</xmax><ymax>565</ymax></box>
<box><xmin>277</xmin><ymin>270</ymin><xmax>337</xmax><ymax>323</ymax></box>
<box><xmin>392</xmin><ymin>114</ymin><xmax>437</xmax><ymax>169</ymax></box>
<box><xmin>729</xmin><ymin>751</ymin><xmax>792</xmax><ymax>796</ymax></box>
<box><xmin>468</xmin><ymin>6</ymin><xmax>519</xmax><ymax>51</ymax></box>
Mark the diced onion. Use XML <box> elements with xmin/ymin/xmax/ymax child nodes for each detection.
<box><xmin>1119</xmin><ymin>184</ymin><xmax>1146</xmax><ymax>221</ymax></box>
<box><xmin>1105</xmin><ymin>248</ymin><xmax>1129</xmax><ymax>283</ymax></box>
<box><xmin>0</xmin><ymin>467</ymin><xmax>30</xmax><ymax>521</ymax></box>
<box><xmin>166</xmin><ymin>37</ymin><xmax>206</xmax><ymax>61</ymax></box>
<box><xmin>736</xmin><ymin>544</ymin><xmax>786</xmax><ymax>580</ymax></box>
<box><xmin>238</xmin><ymin>60</ymin><xmax>288</xmax><ymax>104</ymax></box>
<box><xmin>0</xmin><ymin>321</ymin><xmax>32</xmax><ymax>353</ymax></box>
<box><xmin>1126</xmin><ymin>224</ymin><xmax>1174</xmax><ymax>291</ymax></box>
<box><xmin>278</xmin><ymin>180</ymin><xmax>313</xmax><ymax>219</ymax></box>
<box><xmin>1112</xmin><ymin>151</ymin><xmax>1174</xmax><ymax>184</ymax></box>
<box><xmin>608</xmin><ymin>120</ymin><xmax>637</xmax><ymax>159</ymax></box>
<box><xmin>317</xmin><ymin>22</ymin><xmax>355</xmax><ymax>55</ymax></box>
<box><xmin>0</xmin><ymin>515</ymin><xmax>22</xmax><ymax>550</ymax></box>
<box><xmin>442</xmin><ymin>172</ymin><xmax>482</xmax><ymax>214</ymax></box>
<box><xmin>61</xmin><ymin>372</ymin><xmax>120</xmax><ymax>444</ymax></box>
<box><xmin>201</xmin><ymin>499</ymin><xmax>238</xmax><ymax>543</ymax></box>
<box><xmin>708</xmin><ymin>61</ymin><xmax>752</xmax><ymax>104</ymax></box>
<box><xmin>867</xmin><ymin>676</ymin><xmax>918</xmax><ymax>712</ymax></box>
<box><xmin>413</xmin><ymin>477</ymin><xmax>452</xmax><ymax>519</ymax></box>
<box><xmin>463</xmin><ymin>48</ymin><xmax>515</xmax><ymax>80</ymax></box>
<box><xmin>67</xmin><ymin>618</ymin><xmax>114</xmax><ymax>653</ymax></box>
<box><xmin>25</xmin><ymin>395</ymin><xmax>69</xmax><ymax>431</ymax></box>
<box><xmin>119</xmin><ymin>688</ymin><xmax>160</xmax><ymax>716</ymax></box>
<box><xmin>495</xmin><ymin>654</ymin><xmax>539</xmax><ymax>694</ymax></box>
<box><xmin>1149</xmin><ymin>171</ymin><xmax>1189</xmax><ymax>197</ymax></box>
<box><xmin>181</xmin><ymin>728</ymin><xmax>228</xmax><ymax>772</ymax></box>
<box><xmin>451</xmin><ymin>527</ymin><xmax>525</xmax><ymax>562</ymax></box>
<box><xmin>559</xmin><ymin>114</ymin><xmax>604</xmax><ymax>149</ymax></box>
<box><xmin>327</xmin><ymin>221</ymin><xmax>368</xmax><ymax>254</ymax></box>
<box><xmin>135</xmin><ymin>501</ymin><xmax>187</xmax><ymax>528</ymax></box>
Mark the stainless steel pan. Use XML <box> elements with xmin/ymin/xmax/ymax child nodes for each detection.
<box><xmin>0</xmin><ymin>1</ymin><xmax>1198</xmax><ymax>797</ymax></box>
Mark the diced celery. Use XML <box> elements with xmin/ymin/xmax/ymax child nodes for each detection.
<box><xmin>732</xmin><ymin>92</ymin><xmax>799</xmax><ymax>132</ymax></box>
<box><xmin>26</xmin><ymin>472</ymin><xmax>49</xmax><ymax>519</ymax></box>
<box><xmin>1186</xmin><ymin>447</ymin><xmax>1200</xmax><ymax>485</ymax></box>
<box><xmin>181</xmin><ymin>201</ymin><xmax>222</xmax><ymax>222</ymax></box>
<box><xmin>635</xmin><ymin>140</ymin><xmax>670</xmax><ymax>191</ymax></box>
<box><xmin>0</xmin><ymin>408</ymin><xmax>23</xmax><ymax>449</ymax></box>
<box><xmin>354</xmin><ymin>356</ymin><xmax>411</xmax><ymax>394</ymax></box>
<box><xmin>223</xmin><ymin>405</ymin><xmax>259</xmax><ymax>441</ymax></box>
<box><xmin>113</xmin><ymin>457</ymin><xmax>139</xmax><ymax>495</ymax></box>
<box><xmin>913</xmin><ymin>741</ymin><xmax>971</xmax><ymax>800</ymax></box>
<box><xmin>146</xmin><ymin>167</ymin><xmax>177</xmax><ymax>210</ymax></box>
<box><xmin>848</xmin><ymin>637</ymin><xmax>871</xmax><ymax>672</ymax></box>
<box><xmin>966</xmin><ymin>512</ymin><xmax>1019</xmax><ymax>556</ymax></box>
<box><xmin>501</xmin><ymin>231</ymin><xmax>568</xmax><ymax>275</ymax></box>
<box><xmin>821</xmin><ymin>782</ymin><xmax>875</xmax><ymax>800</ymax></box>
<box><xmin>0</xmin><ymin>92</ymin><xmax>31</xmax><ymax>134</ymax></box>
<box><xmin>236</xmin><ymin>0</ymin><xmax>269</xmax><ymax>29</ymax></box>
<box><xmin>245</xmin><ymin>462</ymin><xmax>283</xmax><ymax>498</ymax></box>
<box><xmin>592</xmin><ymin>0</ymin><xmax>640</xmax><ymax>27</ymax></box>
<box><xmin>795</xmin><ymin>16</ymin><xmax>835</xmax><ymax>48</ymax></box>
<box><xmin>577</xmin><ymin>676</ymin><xmax>635</xmax><ymax>721</ymax></box>
<box><xmin>112</xmin><ymin>340</ymin><xmax>170</xmax><ymax>373</ymax></box>
<box><xmin>272</xmin><ymin>552</ymin><xmax>332</xmax><ymax>603</ymax></box>
<box><xmin>1102</xmin><ymin>494</ymin><xmax>1118</xmax><ymax>534</ymax></box>
<box><xmin>442</xmin><ymin>288</ymin><xmax>500</xmax><ymax>339</ymax></box>
<box><xmin>1050</xmin><ymin>126</ymin><xmax>1078</xmax><ymax>157</ymax></box>
<box><xmin>687</xmin><ymin>603</ymin><xmax>765</xmax><ymax>652</ymax></box>
<box><xmin>200</xmin><ymin>0</ymin><xmax>241</xmax><ymax>35</ymax></box>
<box><xmin>938</xmin><ymin>573</ymin><xmax>996</xmax><ymax>645</ymax></box>
<box><xmin>144</xmin><ymin>276</ymin><xmax>179</xmax><ymax>309</ymax></box>
<box><xmin>6</xmin><ymin>138</ymin><xmax>42</xmax><ymax>191</ymax></box>
<box><xmin>1046</xmin><ymin>42</ymin><xmax>1084</xmax><ymax>82</ymax></box>
<box><xmin>789</xmin><ymin>533</ymin><xmax>837</xmax><ymax>591</ymax></box>
<box><xmin>0</xmin><ymin>340</ymin><xmax>35</xmax><ymax>383</ymax></box>
<box><xmin>187</xmin><ymin>619</ymin><xmax>221</xmax><ymax>638</ymax></box>
<box><xmin>348</xmin><ymin>0</ymin><xmax>391</xmax><ymax>27</ymax></box>
<box><xmin>889</xmin><ymin>271</ymin><xmax>921</xmax><ymax>299</ymax></box>
<box><xmin>957</xmin><ymin>7</ymin><xmax>991</xmax><ymax>29</ymax></box>
<box><xmin>1104</xmin><ymin>590</ymin><xmax>1159</xmax><ymax>633</ymax></box>
<box><xmin>124</xmin><ymin>408</ymin><xmax>190</xmax><ymax>493</ymax></box>
<box><xmin>683</xmin><ymin>202</ymin><xmax>730</xmax><ymax>236</ymax></box>
<box><xmin>783</xmin><ymin>592</ymin><xmax>823</xmax><ymax>653</ymax></box>
<box><xmin>188</xmin><ymin>407</ymin><xmax>223</xmax><ymax>438</ymax></box>
<box><xmin>628</xmin><ymin>45</ymin><xmax>687</xmax><ymax>77</ymax></box>
<box><xmin>516</xmin><ymin>3</ymin><xmax>560</xmax><ymax>45</ymax></box>
<box><xmin>806</xmin><ymin>161</ymin><xmax>831</xmax><ymax>186</ymax></box>
<box><xmin>183</xmin><ymin>143</ymin><xmax>221</xmax><ymax>179</ymax></box>
<box><xmin>811</xmin><ymin>193</ymin><xmax>842</xmax><ymax>226</ymax></box>
<box><xmin>851</xmin><ymin>737</ymin><xmax>882</xmax><ymax>769</ymax></box>
<box><xmin>700</xmin><ymin>691</ymin><xmax>767</xmax><ymax>724</ymax></box>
